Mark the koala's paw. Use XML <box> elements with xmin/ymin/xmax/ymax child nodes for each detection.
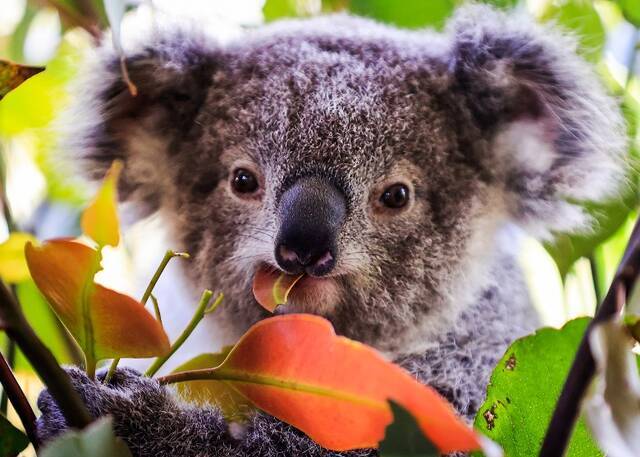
<box><xmin>36</xmin><ymin>367</ymin><xmax>169</xmax><ymax>444</ymax></box>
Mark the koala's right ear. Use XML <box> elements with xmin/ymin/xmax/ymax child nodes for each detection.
<box><xmin>63</xmin><ymin>28</ymin><xmax>220</xmax><ymax>214</ymax></box>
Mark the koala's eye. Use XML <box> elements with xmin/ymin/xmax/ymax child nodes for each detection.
<box><xmin>232</xmin><ymin>168</ymin><xmax>259</xmax><ymax>194</ymax></box>
<box><xmin>380</xmin><ymin>183</ymin><xmax>409</xmax><ymax>209</ymax></box>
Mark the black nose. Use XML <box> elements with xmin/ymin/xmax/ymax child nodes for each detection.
<box><xmin>275</xmin><ymin>176</ymin><xmax>346</xmax><ymax>276</ymax></box>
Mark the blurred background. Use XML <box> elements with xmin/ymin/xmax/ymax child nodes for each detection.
<box><xmin>0</xmin><ymin>0</ymin><xmax>639</xmax><ymax>452</ymax></box>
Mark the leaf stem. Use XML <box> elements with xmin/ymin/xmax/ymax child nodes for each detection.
<box><xmin>145</xmin><ymin>290</ymin><xmax>222</xmax><ymax>378</ymax></box>
<box><xmin>150</xmin><ymin>294</ymin><xmax>162</xmax><ymax>325</ymax></box>
<box><xmin>0</xmin><ymin>280</ymin><xmax>93</xmax><ymax>429</ymax></box>
<box><xmin>105</xmin><ymin>250</ymin><xmax>189</xmax><ymax>383</ymax></box>
<box><xmin>0</xmin><ymin>352</ymin><xmax>38</xmax><ymax>448</ymax></box>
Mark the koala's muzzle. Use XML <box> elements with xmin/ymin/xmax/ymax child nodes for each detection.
<box><xmin>275</xmin><ymin>177</ymin><xmax>346</xmax><ymax>277</ymax></box>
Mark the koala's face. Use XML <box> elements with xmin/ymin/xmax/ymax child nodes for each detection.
<box><xmin>72</xmin><ymin>8</ymin><xmax>625</xmax><ymax>353</ymax></box>
<box><xmin>162</xmin><ymin>33</ymin><xmax>495</xmax><ymax>351</ymax></box>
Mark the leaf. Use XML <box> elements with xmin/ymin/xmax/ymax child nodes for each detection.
<box><xmin>0</xmin><ymin>232</ymin><xmax>37</xmax><ymax>284</ymax></box>
<box><xmin>24</xmin><ymin>239</ymin><xmax>170</xmax><ymax>363</ymax></box>
<box><xmin>0</xmin><ymin>35</ymin><xmax>85</xmax><ymax>136</ymax></box>
<box><xmin>618</xmin><ymin>0</ymin><xmax>640</xmax><ymax>26</ymax></box>
<box><xmin>39</xmin><ymin>417</ymin><xmax>132</xmax><ymax>457</ymax></box>
<box><xmin>188</xmin><ymin>314</ymin><xmax>481</xmax><ymax>453</ymax></box>
<box><xmin>252</xmin><ymin>267</ymin><xmax>304</xmax><ymax>312</ymax></box>
<box><xmin>172</xmin><ymin>347</ymin><xmax>255</xmax><ymax>421</ymax></box>
<box><xmin>14</xmin><ymin>279</ymin><xmax>79</xmax><ymax>370</ymax></box>
<box><xmin>348</xmin><ymin>0</ymin><xmax>455</xmax><ymax>30</ymax></box>
<box><xmin>0</xmin><ymin>60</ymin><xmax>44</xmax><ymax>100</ymax></box>
<box><xmin>379</xmin><ymin>401</ymin><xmax>438</xmax><ymax>457</ymax></box>
<box><xmin>263</xmin><ymin>0</ymin><xmax>300</xmax><ymax>21</ymax></box>
<box><xmin>80</xmin><ymin>161</ymin><xmax>122</xmax><ymax>248</ymax></box>
<box><xmin>534</xmin><ymin>0</ymin><xmax>606</xmax><ymax>62</ymax></box>
<box><xmin>473</xmin><ymin>318</ymin><xmax>602</xmax><ymax>457</ymax></box>
<box><xmin>584</xmin><ymin>319</ymin><xmax>640</xmax><ymax>456</ymax></box>
<box><xmin>0</xmin><ymin>413</ymin><xmax>29</xmax><ymax>457</ymax></box>
<box><xmin>545</xmin><ymin>191</ymin><xmax>637</xmax><ymax>279</ymax></box>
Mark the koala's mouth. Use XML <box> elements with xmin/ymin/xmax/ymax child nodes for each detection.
<box><xmin>252</xmin><ymin>264</ymin><xmax>340</xmax><ymax>315</ymax></box>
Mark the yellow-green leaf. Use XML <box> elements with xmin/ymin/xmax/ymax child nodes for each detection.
<box><xmin>0</xmin><ymin>232</ymin><xmax>37</xmax><ymax>283</ymax></box>
<box><xmin>172</xmin><ymin>347</ymin><xmax>255</xmax><ymax>421</ymax></box>
<box><xmin>81</xmin><ymin>161</ymin><xmax>122</xmax><ymax>248</ymax></box>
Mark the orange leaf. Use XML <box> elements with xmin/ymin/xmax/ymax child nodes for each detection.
<box><xmin>24</xmin><ymin>239</ymin><xmax>169</xmax><ymax>361</ymax></box>
<box><xmin>169</xmin><ymin>314</ymin><xmax>480</xmax><ymax>453</ymax></box>
<box><xmin>252</xmin><ymin>266</ymin><xmax>304</xmax><ymax>312</ymax></box>
<box><xmin>81</xmin><ymin>161</ymin><xmax>122</xmax><ymax>248</ymax></box>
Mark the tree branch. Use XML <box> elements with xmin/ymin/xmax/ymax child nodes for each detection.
<box><xmin>0</xmin><ymin>352</ymin><xmax>38</xmax><ymax>447</ymax></box>
<box><xmin>539</xmin><ymin>216</ymin><xmax>640</xmax><ymax>456</ymax></box>
<box><xmin>0</xmin><ymin>281</ymin><xmax>93</xmax><ymax>430</ymax></box>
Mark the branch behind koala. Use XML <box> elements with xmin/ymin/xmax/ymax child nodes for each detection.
<box><xmin>541</xmin><ymin>216</ymin><xmax>640</xmax><ymax>456</ymax></box>
<box><xmin>0</xmin><ymin>280</ymin><xmax>93</xmax><ymax>430</ymax></box>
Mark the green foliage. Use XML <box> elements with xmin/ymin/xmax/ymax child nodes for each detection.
<box><xmin>349</xmin><ymin>0</ymin><xmax>455</xmax><ymax>30</ymax></box>
<box><xmin>39</xmin><ymin>417</ymin><xmax>133</xmax><ymax>457</ymax></box>
<box><xmin>617</xmin><ymin>0</ymin><xmax>640</xmax><ymax>26</ymax></box>
<box><xmin>535</xmin><ymin>0</ymin><xmax>606</xmax><ymax>62</ymax></box>
<box><xmin>0</xmin><ymin>413</ymin><xmax>29</xmax><ymax>457</ymax></box>
<box><xmin>473</xmin><ymin>318</ymin><xmax>601</xmax><ymax>456</ymax></box>
<box><xmin>264</xmin><ymin>0</ymin><xmax>301</xmax><ymax>21</ymax></box>
<box><xmin>379</xmin><ymin>401</ymin><xmax>438</xmax><ymax>457</ymax></box>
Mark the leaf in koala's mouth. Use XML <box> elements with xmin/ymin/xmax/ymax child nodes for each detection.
<box><xmin>253</xmin><ymin>267</ymin><xmax>304</xmax><ymax>312</ymax></box>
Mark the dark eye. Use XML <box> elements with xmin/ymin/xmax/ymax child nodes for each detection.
<box><xmin>380</xmin><ymin>183</ymin><xmax>409</xmax><ymax>209</ymax></box>
<box><xmin>232</xmin><ymin>168</ymin><xmax>259</xmax><ymax>194</ymax></box>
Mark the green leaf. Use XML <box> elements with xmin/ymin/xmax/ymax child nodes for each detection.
<box><xmin>545</xmin><ymin>190</ymin><xmax>638</xmax><ymax>279</ymax></box>
<box><xmin>349</xmin><ymin>0</ymin><xmax>456</xmax><ymax>30</ymax></box>
<box><xmin>263</xmin><ymin>0</ymin><xmax>301</xmax><ymax>21</ymax></box>
<box><xmin>39</xmin><ymin>417</ymin><xmax>132</xmax><ymax>457</ymax></box>
<box><xmin>379</xmin><ymin>401</ymin><xmax>438</xmax><ymax>457</ymax></box>
<box><xmin>534</xmin><ymin>0</ymin><xmax>606</xmax><ymax>62</ymax></box>
<box><xmin>0</xmin><ymin>413</ymin><xmax>29</xmax><ymax>457</ymax></box>
<box><xmin>484</xmin><ymin>0</ymin><xmax>518</xmax><ymax>8</ymax></box>
<box><xmin>14</xmin><ymin>279</ymin><xmax>77</xmax><ymax>371</ymax></box>
<box><xmin>618</xmin><ymin>0</ymin><xmax>640</xmax><ymax>26</ymax></box>
<box><xmin>473</xmin><ymin>318</ymin><xmax>602</xmax><ymax>457</ymax></box>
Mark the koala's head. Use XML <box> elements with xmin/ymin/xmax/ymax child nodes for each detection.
<box><xmin>66</xmin><ymin>5</ymin><xmax>626</xmax><ymax>354</ymax></box>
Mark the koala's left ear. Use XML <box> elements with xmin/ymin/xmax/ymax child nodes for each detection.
<box><xmin>448</xmin><ymin>5</ymin><xmax>628</xmax><ymax>238</ymax></box>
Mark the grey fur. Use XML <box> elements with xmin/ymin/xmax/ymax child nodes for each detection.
<box><xmin>39</xmin><ymin>4</ymin><xmax>626</xmax><ymax>456</ymax></box>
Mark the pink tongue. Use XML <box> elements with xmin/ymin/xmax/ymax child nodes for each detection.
<box><xmin>252</xmin><ymin>266</ymin><xmax>304</xmax><ymax>312</ymax></box>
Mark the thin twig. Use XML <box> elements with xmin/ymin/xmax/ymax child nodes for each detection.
<box><xmin>539</xmin><ymin>216</ymin><xmax>640</xmax><ymax>456</ymax></box>
<box><xmin>0</xmin><ymin>353</ymin><xmax>38</xmax><ymax>448</ymax></box>
<box><xmin>0</xmin><ymin>281</ymin><xmax>93</xmax><ymax>429</ymax></box>
<box><xmin>104</xmin><ymin>250</ymin><xmax>189</xmax><ymax>383</ymax></box>
<box><xmin>145</xmin><ymin>290</ymin><xmax>221</xmax><ymax>378</ymax></box>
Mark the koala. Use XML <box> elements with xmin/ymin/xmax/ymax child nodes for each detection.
<box><xmin>36</xmin><ymin>4</ymin><xmax>626</xmax><ymax>457</ymax></box>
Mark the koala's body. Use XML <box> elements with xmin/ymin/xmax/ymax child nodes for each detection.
<box><xmin>37</xmin><ymin>5</ymin><xmax>626</xmax><ymax>456</ymax></box>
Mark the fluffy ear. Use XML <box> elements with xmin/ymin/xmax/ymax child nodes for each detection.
<box><xmin>62</xmin><ymin>27</ymin><xmax>219</xmax><ymax>214</ymax></box>
<box><xmin>448</xmin><ymin>5</ymin><xmax>628</xmax><ymax>238</ymax></box>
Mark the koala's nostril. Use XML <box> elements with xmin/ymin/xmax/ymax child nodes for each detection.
<box><xmin>275</xmin><ymin>242</ymin><xmax>336</xmax><ymax>276</ymax></box>
<box><xmin>278</xmin><ymin>245</ymin><xmax>299</xmax><ymax>264</ymax></box>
